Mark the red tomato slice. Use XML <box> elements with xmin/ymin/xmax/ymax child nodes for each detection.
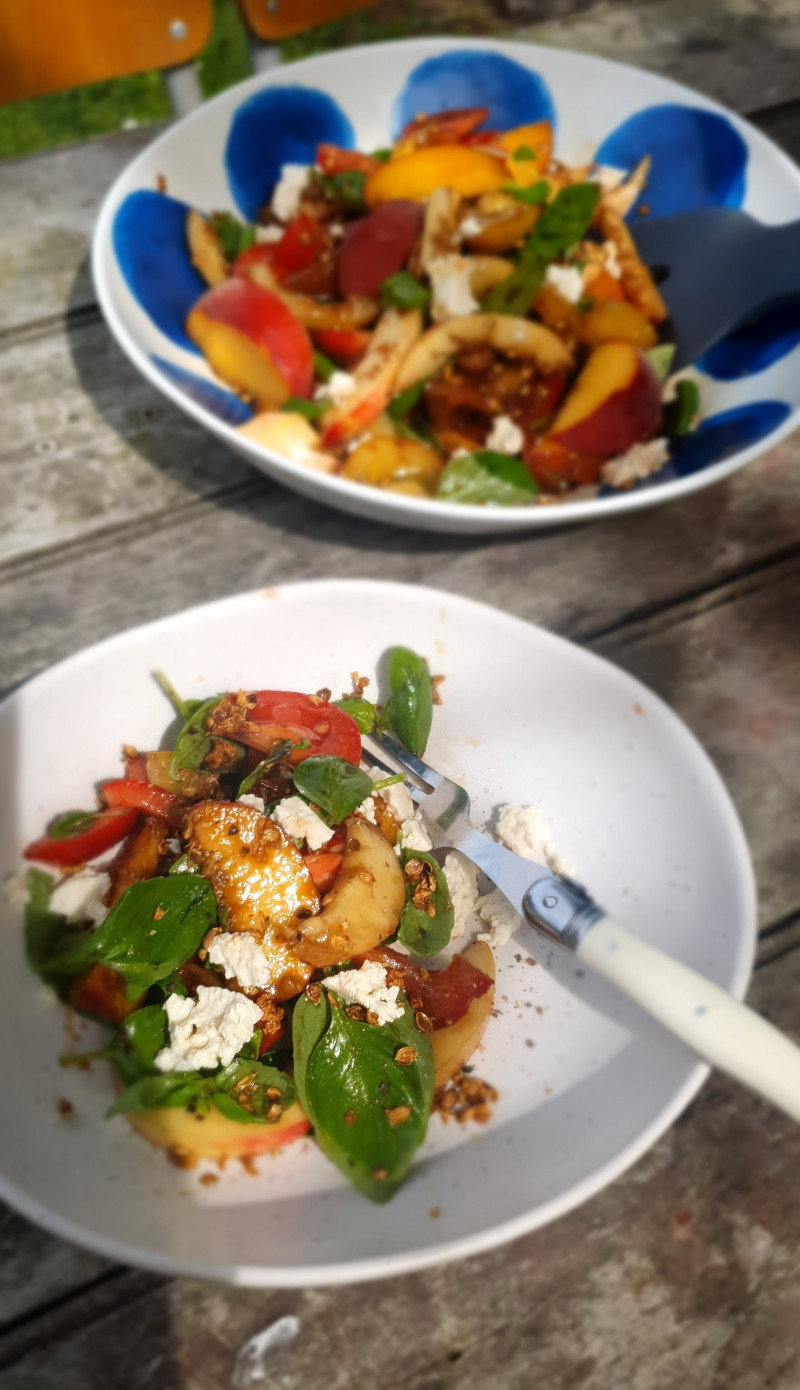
<box><xmin>24</xmin><ymin>809</ymin><xmax>139</xmax><ymax>867</ymax></box>
<box><xmin>102</xmin><ymin>779</ymin><xmax>179</xmax><ymax>819</ymax></box>
<box><xmin>123</xmin><ymin>752</ymin><xmax>149</xmax><ymax>782</ymax></box>
<box><xmin>302</xmin><ymin>850</ymin><xmax>344</xmax><ymax>894</ymax></box>
<box><xmin>234</xmin><ymin>215</ymin><xmax>326</xmax><ymax>286</ymax></box>
<box><xmin>249</xmin><ymin>691</ymin><xmax>362</xmax><ymax>765</ymax></box>
<box><xmin>312</xmin><ymin>327</ymin><xmax>371</xmax><ymax>369</ymax></box>
<box><xmin>365</xmin><ymin>946</ymin><xmax>492</xmax><ymax>1029</ymax></box>
<box><xmin>399</xmin><ymin>106</ymin><xmax>489</xmax><ymax>148</ymax></box>
<box><xmin>523</xmin><ymin>436</ymin><xmax>605</xmax><ymax>491</ymax></box>
<box><xmin>337</xmin><ymin>200</ymin><xmax>424</xmax><ymax>299</ymax></box>
<box><xmin>316</xmin><ymin>143</ymin><xmax>380</xmax><ymax>177</ymax></box>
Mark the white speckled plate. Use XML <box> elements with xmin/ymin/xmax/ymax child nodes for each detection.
<box><xmin>0</xmin><ymin>581</ymin><xmax>755</xmax><ymax>1284</ymax></box>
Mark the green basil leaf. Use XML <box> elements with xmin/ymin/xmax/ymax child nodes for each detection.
<box><xmin>153</xmin><ymin>670</ymin><xmax>203</xmax><ymax>722</ymax></box>
<box><xmin>313</xmin><ymin>348</ymin><xmax>337</xmax><ymax>383</ymax></box>
<box><xmin>381</xmin><ymin>646</ymin><xmax>433</xmax><ymax>757</ymax></box>
<box><xmin>107</xmin><ymin>1036</ymin><xmax>295</xmax><ymax>1121</ymax></box>
<box><xmin>483</xmin><ymin>182</ymin><xmax>600</xmax><ymax>317</ymax></box>
<box><xmin>379</xmin><ymin>271</ymin><xmax>430</xmax><ymax>311</ymax></box>
<box><xmin>212</xmin><ymin>1057</ymin><xmax>296</xmax><ymax>1123</ymax></box>
<box><xmin>644</xmin><ymin>343</ymin><xmax>676</xmax><ymax>384</ymax></box>
<box><xmin>370</xmin><ymin>147</ymin><xmax>393</xmax><ymax>163</ymax></box>
<box><xmin>237</xmin><ymin>740</ymin><xmax>294</xmax><ymax>798</ymax></box>
<box><xmin>397</xmin><ymin>850</ymin><xmax>454</xmax><ymax>956</ymax></box>
<box><xmin>50</xmin><ymin>876</ymin><xmax>217</xmax><ymax>996</ymax></box>
<box><xmin>292</xmin><ymin>756</ymin><xmax>372</xmax><ymax>823</ymax></box>
<box><xmin>333</xmin><ymin>697</ymin><xmax>377</xmax><ymax>734</ymax></box>
<box><xmin>23</xmin><ymin>868</ymin><xmax>92</xmax><ymax>989</ymax></box>
<box><xmin>664</xmin><ymin>379</ymin><xmax>699</xmax><ymax>437</ymax></box>
<box><xmin>293</xmin><ymin>992</ymin><xmax>434</xmax><ymax>1203</ymax></box>
<box><xmin>48</xmin><ymin>810</ymin><xmax>98</xmax><ymax>840</ymax></box>
<box><xmin>167</xmin><ymin>853</ymin><xmax>197</xmax><ymax>876</ymax></box>
<box><xmin>313</xmin><ymin>169</ymin><xmax>368</xmax><ymax>212</ymax></box>
<box><xmin>281</xmin><ymin>397</ymin><xmax>327</xmax><ymax>421</ymax></box>
<box><xmin>107</xmin><ymin>1073</ymin><xmax>203</xmax><ymax>1116</ymax></box>
<box><xmin>208</xmin><ymin>211</ymin><xmax>256</xmax><ymax>261</ymax></box>
<box><xmin>503</xmin><ymin>178</ymin><xmax>549</xmax><ymax>206</ymax></box>
<box><xmin>170</xmin><ymin>693</ymin><xmax>243</xmax><ymax>780</ymax></box>
<box><xmin>437</xmin><ymin>450</ymin><xmax>537</xmax><ymax>507</ymax></box>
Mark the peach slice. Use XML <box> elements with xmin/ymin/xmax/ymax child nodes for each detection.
<box><xmin>186</xmin><ymin>279</ymin><xmax>313</xmax><ymax>410</ymax></box>
<box><xmin>580</xmin><ymin>299</ymin><xmax>657</xmax><ymax>351</ymax></box>
<box><xmin>319</xmin><ymin>308</ymin><xmax>423</xmax><ymax>451</ymax></box>
<box><xmin>549</xmin><ymin>341</ymin><xmax>662</xmax><ymax>456</ymax></box>
<box><xmin>186</xmin><ymin>210</ymin><xmax>228</xmax><ymax>287</ymax></box>
<box><xmin>431</xmin><ymin>941</ymin><xmax>495</xmax><ymax>1089</ymax></box>
<box><xmin>237</xmin><ymin>411</ymin><xmax>336</xmax><ymax>474</ymax></box>
<box><xmin>129</xmin><ymin>1097</ymin><xmax>310</xmax><ymax>1161</ymax></box>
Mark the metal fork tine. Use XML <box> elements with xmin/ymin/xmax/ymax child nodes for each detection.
<box><xmin>358</xmin><ymin>746</ymin><xmax>427</xmax><ymax>806</ymax></box>
<box><xmin>365</xmin><ymin>730</ymin><xmax>437</xmax><ymax>791</ymax></box>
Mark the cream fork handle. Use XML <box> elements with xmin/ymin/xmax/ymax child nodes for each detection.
<box><xmin>577</xmin><ymin>916</ymin><xmax>800</xmax><ymax>1122</ymax></box>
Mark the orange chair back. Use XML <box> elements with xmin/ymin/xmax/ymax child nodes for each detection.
<box><xmin>0</xmin><ymin>0</ymin><xmax>212</xmax><ymax>104</ymax></box>
<box><xmin>238</xmin><ymin>0</ymin><xmax>375</xmax><ymax>42</ymax></box>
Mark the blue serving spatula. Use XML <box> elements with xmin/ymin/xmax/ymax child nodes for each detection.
<box><xmin>629</xmin><ymin>208</ymin><xmax>800</xmax><ymax>369</ymax></box>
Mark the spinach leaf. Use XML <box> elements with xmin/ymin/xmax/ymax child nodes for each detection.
<box><xmin>154</xmin><ymin>670</ymin><xmax>204</xmax><ymax>723</ymax></box>
<box><xmin>313</xmin><ymin>169</ymin><xmax>368</xmax><ymax>212</ymax></box>
<box><xmin>23</xmin><ymin>868</ymin><xmax>92</xmax><ymax>989</ymax></box>
<box><xmin>167</xmin><ymin>853</ymin><xmax>197</xmax><ymax>876</ymax></box>
<box><xmin>170</xmin><ymin>693</ymin><xmax>242</xmax><ymax>780</ymax></box>
<box><xmin>437</xmin><ymin>450</ymin><xmax>537</xmax><ymax>507</ymax></box>
<box><xmin>664</xmin><ymin>379</ymin><xmax>699</xmax><ymax>437</ymax></box>
<box><xmin>46</xmin><ymin>876</ymin><xmax>217</xmax><ymax>999</ymax></box>
<box><xmin>292</xmin><ymin>756</ymin><xmax>372</xmax><ymax>823</ymax></box>
<box><xmin>313</xmin><ymin>348</ymin><xmax>337</xmax><ymax>383</ymax></box>
<box><xmin>237</xmin><ymin>739</ymin><xmax>294</xmax><ymax>797</ymax></box>
<box><xmin>379</xmin><ymin>272</ymin><xmax>430</xmax><ymax>312</ymax></box>
<box><xmin>387</xmin><ymin>380</ymin><xmax>426</xmax><ymax>422</ymax></box>
<box><xmin>108</xmin><ymin>1053</ymin><xmax>295</xmax><ymax>1122</ymax></box>
<box><xmin>208</xmin><ymin>211</ymin><xmax>256</xmax><ymax>261</ymax></box>
<box><xmin>380</xmin><ymin>646</ymin><xmax>433</xmax><ymax>757</ymax></box>
<box><xmin>332</xmin><ymin>696</ymin><xmax>377</xmax><ymax>734</ymax></box>
<box><xmin>281</xmin><ymin>397</ymin><xmax>327</xmax><ymax>422</ymax></box>
<box><xmin>107</xmin><ymin>1073</ymin><xmax>203</xmax><ymax>1115</ymax></box>
<box><xmin>643</xmin><ymin>343</ymin><xmax>676</xmax><ymax>384</ymax></box>
<box><xmin>483</xmin><ymin>182</ymin><xmax>600</xmax><ymax>317</ymax></box>
<box><xmin>397</xmin><ymin>850</ymin><xmax>454</xmax><ymax>956</ymax></box>
<box><xmin>293</xmin><ymin>991</ymin><xmax>434</xmax><ymax>1203</ymax></box>
<box><xmin>48</xmin><ymin>810</ymin><xmax>97</xmax><ymax>840</ymax></box>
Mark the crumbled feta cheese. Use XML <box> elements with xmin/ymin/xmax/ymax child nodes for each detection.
<box><xmin>485</xmin><ymin>414</ymin><xmax>524</xmax><ymax>456</ymax></box>
<box><xmin>601</xmin><ymin>437</ymin><xmax>670</xmax><ymax>489</ymax></box>
<box><xmin>255</xmin><ymin>224</ymin><xmax>284</xmax><ymax>244</ymax></box>
<box><xmin>428</xmin><ymin>255</ymin><xmax>479</xmax><ymax>321</ymax></box>
<box><xmin>155</xmin><ymin>986</ymin><xmax>262</xmax><ymax>1073</ymax></box>
<box><xmin>373</xmin><ymin>777</ymin><xmax>414</xmax><ymax>824</ymax></box>
<box><xmin>237</xmin><ymin>793</ymin><xmax>266</xmax><ymax>812</ymax></box>
<box><xmin>207</xmin><ymin>932</ymin><xmax>271</xmax><ymax>989</ymax></box>
<box><xmin>496</xmin><ymin>803</ymin><xmax>573</xmax><ymax>876</ymax></box>
<box><xmin>477</xmin><ymin>889</ymin><xmax>521</xmax><ymax>949</ymax></box>
<box><xmin>314</xmin><ymin>370</ymin><xmax>357</xmax><ymax>407</ymax></box>
<box><xmin>270</xmin><ymin>164</ymin><xmax>309</xmax><ymax>223</ymax></box>
<box><xmin>327</xmin><ymin>959</ymin><xmax>404</xmax><ymax>1026</ymax></box>
<box><xmin>443</xmin><ymin>852</ymin><xmax>479</xmax><ymax>939</ymax></box>
<box><xmin>602</xmin><ymin>239</ymin><xmax>622</xmax><ymax>279</ymax></box>
<box><xmin>355</xmin><ymin>794</ymin><xmax>377</xmax><ymax>823</ymax></box>
<box><xmin>459</xmin><ymin>214</ymin><xmax>484</xmax><ymax>238</ymax></box>
<box><xmin>397</xmin><ymin>811</ymin><xmax>433</xmax><ymax>853</ymax></box>
<box><xmin>272</xmin><ymin>796</ymin><xmax>333</xmax><ymax>851</ymax></box>
<box><xmin>328</xmin><ymin>222</ymin><xmax>344</xmax><ymax>238</ymax></box>
<box><xmin>592</xmin><ymin>164</ymin><xmax>626</xmax><ymax>192</ymax></box>
<box><xmin>544</xmin><ymin>263</ymin><xmax>584</xmax><ymax>305</ymax></box>
<box><xmin>3</xmin><ymin>873</ymin><xmax>29</xmax><ymax>912</ymax></box>
<box><xmin>167</xmin><ymin>838</ymin><xmax>182</xmax><ymax>855</ymax></box>
<box><xmin>49</xmin><ymin>868</ymin><xmax>110</xmax><ymax>928</ymax></box>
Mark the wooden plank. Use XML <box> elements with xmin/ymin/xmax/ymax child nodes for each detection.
<box><xmin>2</xmin><ymin>946</ymin><xmax>798</xmax><ymax>1389</ymax></box>
<box><xmin>0</xmin><ymin>1207</ymin><xmax>112</xmax><ymax>1332</ymax></box>
<box><xmin>0</xmin><ymin>125</ymin><xmax>166</xmax><ymax>341</ymax></box>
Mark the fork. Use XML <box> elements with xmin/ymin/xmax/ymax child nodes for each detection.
<box><xmin>363</xmin><ymin>731</ymin><xmax>800</xmax><ymax>1123</ymax></box>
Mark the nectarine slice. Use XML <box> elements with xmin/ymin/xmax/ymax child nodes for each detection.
<box><xmin>580</xmin><ymin>300</ymin><xmax>657</xmax><ymax>350</ymax></box>
<box><xmin>549</xmin><ymin>342</ymin><xmax>662</xmax><ymax>456</ymax></box>
<box><xmin>186</xmin><ymin>279</ymin><xmax>313</xmax><ymax>409</ymax></box>
<box><xmin>431</xmin><ymin>941</ymin><xmax>495</xmax><ymax>1089</ymax></box>
<box><xmin>129</xmin><ymin>1097</ymin><xmax>310</xmax><ymax>1161</ymax></box>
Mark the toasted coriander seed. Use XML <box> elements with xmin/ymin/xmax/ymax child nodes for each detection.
<box><xmin>426</xmin><ymin>902</ymin><xmax>436</xmax><ymax>918</ymax></box>
<box><xmin>365</xmin><ymin>1010</ymin><xmax>379</xmax><ymax>1026</ymax></box>
<box><xmin>371</xmin><ymin>1168</ymin><xmax>389</xmax><ymax>1181</ymax></box>
<box><xmin>266</xmin><ymin>1103</ymin><xmax>283</xmax><ymax>1121</ymax></box>
<box><xmin>385</xmin><ymin>1105</ymin><xmax>412</xmax><ymax>1127</ymax></box>
<box><xmin>344</xmin><ymin>1109</ymin><xmax>357</xmax><ymax>1126</ymax></box>
<box><xmin>394</xmin><ymin>1046</ymin><xmax>417</xmax><ymax>1066</ymax></box>
<box><xmin>357</xmin><ymin>869</ymin><xmax>375</xmax><ymax>885</ymax></box>
<box><xmin>415</xmin><ymin>1011</ymin><xmax>433</xmax><ymax>1034</ymax></box>
<box><xmin>404</xmin><ymin>858</ymin><xmax>425</xmax><ymax>881</ymax></box>
<box><xmin>265</xmin><ymin>1087</ymin><xmax>283</xmax><ymax>1101</ymax></box>
<box><xmin>305</xmin><ymin>983</ymin><xmax>321</xmax><ymax>1004</ymax></box>
<box><xmin>346</xmin><ymin>1004</ymin><xmax>366</xmax><ymax>1022</ymax></box>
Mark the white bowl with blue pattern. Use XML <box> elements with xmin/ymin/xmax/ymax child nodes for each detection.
<box><xmin>93</xmin><ymin>38</ymin><xmax>800</xmax><ymax>534</ymax></box>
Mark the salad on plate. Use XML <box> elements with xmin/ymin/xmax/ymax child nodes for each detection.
<box><xmin>19</xmin><ymin>649</ymin><xmax>519</xmax><ymax>1203</ymax></box>
<box><xmin>182</xmin><ymin>106</ymin><xmax>699</xmax><ymax>506</ymax></box>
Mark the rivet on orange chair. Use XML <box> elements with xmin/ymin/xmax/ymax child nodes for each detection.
<box><xmin>237</xmin><ymin>0</ymin><xmax>375</xmax><ymax>44</ymax></box>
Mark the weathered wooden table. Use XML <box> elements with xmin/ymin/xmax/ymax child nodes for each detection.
<box><xmin>1</xmin><ymin>3</ymin><xmax>799</xmax><ymax>1385</ymax></box>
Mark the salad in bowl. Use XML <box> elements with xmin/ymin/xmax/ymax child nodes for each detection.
<box><xmin>21</xmin><ymin>649</ymin><xmax>505</xmax><ymax>1203</ymax></box>
<box><xmin>182</xmin><ymin>108</ymin><xmax>696</xmax><ymax>506</ymax></box>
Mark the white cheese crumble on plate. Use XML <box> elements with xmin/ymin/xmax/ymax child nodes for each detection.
<box><xmin>270</xmin><ymin>164</ymin><xmax>309</xmax><ymax>223</ymax></box>
<box><xmin>591</xmin><ymin>164</ymin><xmax>626</xmax><ymax>192</ymax></box>
<box><xmin>496</xmin><ymin>803</ymin><xmax>573</xmax><ymax>877</ymax></box>
<box><xmin>207</xmin><ymin>931</ymin><xmax>271</xmax><ymax>989</ymax></box>
<box><xmin>272</xmin><ymin>796</ymin><xmax>333</xmax><ymax>851</ymax></box>
<box><xmin>477</xmin><ymin>889</ymin><xmax>521</xmax><ymax>950</ymax></box>
<box><xmin>443</xmin><ymin>852</ymin><xmax>479</xmax><ymax>939</ymax></box>
<box><xmin>601</xmin><ymin>437</ymin><xmax>670</xmax><ymax>489</ymax></box>
<box><xmin>314</xmin><ymin>370</ymin><xmax>357</xmax><ymax>408</ymax></box>
<box><xmin>428</xmin><ymin>254</ymin><xmax>479</xmax><ymax>321</ymax></box>
<box><xmin>544</xmin><ymin>263</ymin><xmax>584</xmax><ymax>305</ymax></box>
<box><xmin>155</xmin><ymin>986</ymin><xmax>263</xmax><ymax>1073</ymax></box>
<box><xmin>237</xmin><ymin>793</ymin><xmax>266</xmax><ymax>812</ymax></box>
<box><xmin>49</xmin><ymin>868</ymin><xmax>110</xmax><ymax>928</ymax></box>
<box><xmin>376</xmin><ymin>778</ymin><xmax>414</xmax><ymax>823</ymax></box>
<box><xmin>327</xmin><ymin>959</ymin><xmax>404</xmax><ymax>1026</ymax></box>
<box><xmin>397</xmin><ymin>810</ymin><xmax>433</xmax><ymax>854</ymax></box>
<box><xmin>254</xmin><ymin>224</ymin><xmax>284</xmax><ymax>244</ymax></box>
<box><xmin>485</xmin><ymin>414</ymin><xmax>524</xmax><ymax>456</ymax></box>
